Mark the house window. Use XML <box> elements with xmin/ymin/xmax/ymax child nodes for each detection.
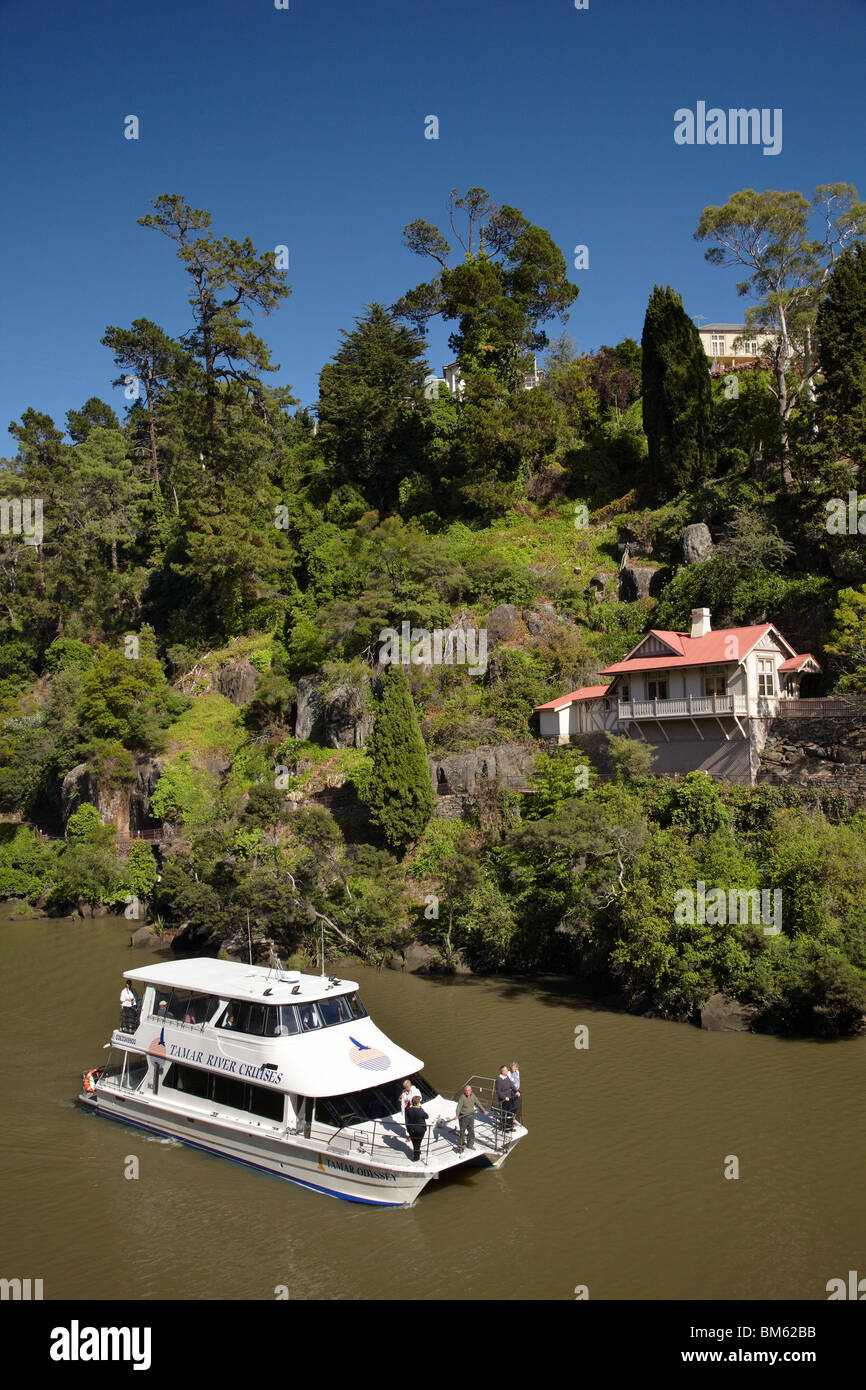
<box><xmin>742</xmin><ymin>337</ymin><xmax>758</xmax><ymax>355</ymax></box>
<box><xmin>758</xmin><ymin>659</ymin><xmax>775</xmax><ymax>696</ymax></box>
<box><xmin>617</xmin><ymin>686</ymin><xmax>629</xmax><ymax>702</ymax></box>
<box><xmin>711</xmin><ymin>334</ymin><xmax>726</xmax><ymax>355</ymax></box>
<box><xmin>647</xmin><ymin>679</ymin><xmax>668</xmax><ymax>700</ymax></box>
<box><xmin>704</xmin><ymin>673</ymin><xmax>725</xmax><ymax>697</ymax></box>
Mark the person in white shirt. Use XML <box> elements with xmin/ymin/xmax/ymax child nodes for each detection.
<box><xmin>508</xmin><ymin>1062</ymin><xmax>520</xmax><ymax>1091</ymax></box>
<box><xmin>399</xmin><ymin>1079</ymin><xmax>415</xmax><ymax>1119</ymax></box>
<box><xmin>120</xmin><ymin>982</ymin><xmax>138</xmax><ymax>1029</ymax></box>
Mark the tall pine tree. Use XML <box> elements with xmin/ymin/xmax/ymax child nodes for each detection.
<box><xmin>641</xmin><ymin>285</ymin><xmax>715</xmax><ymax>495</ymax></box>
<box><xmin>366</xmin><ymin>664</ymin><xmax>434</xmax><ymax>852</ymax></box>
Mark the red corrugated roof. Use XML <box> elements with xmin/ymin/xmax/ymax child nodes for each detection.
<box><xmin>599</xmin><ymin>624</ymin><xmax>787</xmax><ymax>674</ymax></box>
<box><xmin>534</xmin><ymin>684</ymin><xmax>610</xmax><ymax>711</ymax></box>
<box><xmin>778</xmin><ymin>654</ymin><xmax>818</xmax><ymax>672</ymax></box>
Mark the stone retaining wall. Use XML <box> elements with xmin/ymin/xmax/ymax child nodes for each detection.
<box><xmin>757</xmin><ymin>714</ymin><xmax>866</xmax><ymax>799</ymax></box>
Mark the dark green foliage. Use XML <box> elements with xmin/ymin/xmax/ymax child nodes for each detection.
<box><xmin>365</xmin><ymin>666</ymin><xmax>434</xmax><ymax>852</ymax></box>
<box><xmin>816</xmin><ymin>243</ymin><xmax>866</xmax><ymax>458</ymax></box>
<box><xmin>316</xmin><ymin>303</ymin><xmax>433</xmax><ymax>515</ymax></box>
<box><xmin>641</xmin><ymin>285</ymin><xmax>715</xmax><ymax>494</ymax></box>
<box><xmin>77</xmin><ymin>647</ymin><xmax>188</xmax><ymax>753</ymax></box>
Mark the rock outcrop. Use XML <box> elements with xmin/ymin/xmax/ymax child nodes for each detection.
<box><xmin>217</xmin><ymin>658</ymin><xmax>258</xmax><ymax>707</ymax></box>
<box><xmin>486</xmin><ymin>603</ymin><xmax>525</xmax><ymax>645</ymax></box>
<box><xmin>681</xmin><ymin>522</ymin><xmax>714</xmax><ymax>565</ymax></box>
<box><xmin>61</xmin><ymin>758</ymin><xmax>164</xmax><ymax>837</ymax></box>
<box><xmin>697</xmin><ymin>993</ymin><xmax>758</xmax><ymax>1032</ymax></box>
<box><xmin>619</xmin><ymin>564</ymin><xmax>663</xmax><ymax>601</ymax></box>
<box><xmin>589</xmin><ymin>570</ymin><xmax>610</xmax><ymax>601</ymax></box>
<box><xmin>428</xmin><ymin>743</ymin><xmax>536</xmax><ymax>813</ymax></box>
<box><xmin>294</xmin><ymin>675</ymin><xmax>373</xmax><ymax>749</ymax></box>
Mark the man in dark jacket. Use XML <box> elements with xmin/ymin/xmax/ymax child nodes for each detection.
<box><xmin>404</xmin><ymin>1095</ymin><xmax>429</xmax><ymax>1162</ymax></box>
<box><xmin>495</xmin><ymin>1065</ymin><xmax>519</xmax><ymax>1134</ymax></box>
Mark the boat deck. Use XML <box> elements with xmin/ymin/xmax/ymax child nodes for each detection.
<box><xmin>306</xmin><ymin>1110</ymin><xmax>526</xmax><ymax>1173</ymax></box>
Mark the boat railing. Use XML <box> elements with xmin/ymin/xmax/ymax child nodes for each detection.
<box><xmin>449</xmin><ymin>1075</ymin><xmax>525</xmax><ymax>1155</ymax></box>
<box><xmin>313</xmin><ymin>1112</ymin><xmax>443</xmax><ymax>1166</ymax></box>
<box><xmin>119</xmin><ymin>1006</ymin><xmax>141</xmax><ymax>1033</ymax></box>
<box><xmin>145</xmin><ymin>1010</ymin><xmax>212</xmax><ymax>1032</ymax></box>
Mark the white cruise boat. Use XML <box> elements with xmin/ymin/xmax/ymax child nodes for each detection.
<box><xmin>79</xmin><ymin>958</ymin><xmax>527</xmax><ymax>1207</ymax></box>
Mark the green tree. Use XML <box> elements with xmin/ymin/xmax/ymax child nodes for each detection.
<box><xmin>138</xmin><ymin>194</ymin><xmax>291</xmax><ymax>458</ymax></box>
<box><xmin>101</xmin><ymin>318</ymin><xmax>196</xmax><ymax>492</ymax></box>
<box><xmin>394</xmin><ymin>187</ymin><xmax>578</xmax><ymax>389</ymax></box>
<box><xmin>695</xmin><ymin>184</ymin><xmax>866</xmax><ymax>482</ymax></box>
<box><xmin>825</xmin><ymin>585</ymin><xmax>866</xmax><ymax>690</ymax></box>
<box><xmin>66</xmin><ymin>803</ymin><xmax>105</xmax><ymax>842</ymax></box>
<box><xmin>641</xmin><ymin>285</ymin><xmax>715</xmax><ymax>495</ymax></box>
<box><xmin>65</xmin><ymin>397</ymin><xmax>119</xmax><ymax>443</ymax></box>
<box><xmin>525</xmin><ymin>746</ymin><xmax>595</xmax><ymax>820</ymax></box>
<box><xmin>316</xmin><ymin>303</ymin><xmax>432</xmax><ymax>514</ymax></box>
<box><xmin>124</xmin><ymin>842</ymin><xmax>159</xmax><ymax>900</ymax></box>
<box><xmin>815</xmin><ymin>242</ymin><xmax>866</xmax><ymax>459</ymax></box>
<box><xmin>77</xmin><ymin>647</ymin><xmax>187</xmax><ymax>752</ymax></box>
<box><xmin>365</xmin><ymin>665</ymin><xmax>434</xmax><ymax>852</ymax></box>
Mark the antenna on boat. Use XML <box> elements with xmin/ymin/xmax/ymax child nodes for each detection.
<box><xmin>320</xmin><ymin>920</ymin><xmax>326</xmax><ymax>978</ymax></box>
<box><xmin>246</xmin><ymin>910</ymin><xmax>253</xmax><ymax>966</ymax></box>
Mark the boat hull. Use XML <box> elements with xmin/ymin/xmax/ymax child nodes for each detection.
<box><xmin>79</xmin><ymin>1090</ymin><xmax>439</xmax><ymax>1207</ymax></box>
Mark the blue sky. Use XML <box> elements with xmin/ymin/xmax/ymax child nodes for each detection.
<box><xmin>1</xmin><ymin>0</ymin><xmax>865</xmax><ymax>448</ymax></box>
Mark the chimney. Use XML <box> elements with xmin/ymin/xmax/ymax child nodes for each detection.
<box><xmin>690</xmin><ymin>608</ymin><xmax>711</xmax><ymax>640</ymax></box>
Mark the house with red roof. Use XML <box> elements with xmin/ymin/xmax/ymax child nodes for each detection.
<box><xmin>534</xmin><ymin>608</ymin><xmax>820</xmax><ymax>783</ymax></box>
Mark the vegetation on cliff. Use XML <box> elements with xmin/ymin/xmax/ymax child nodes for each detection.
<box><xmin>2</xmin><ymin>183</ymin><xmax>866</xmax><ymax>1034</ymax></box>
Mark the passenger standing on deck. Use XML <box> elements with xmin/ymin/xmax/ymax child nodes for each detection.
<box><xmin>495</xmin><ymin>1065</ymin><xmax>519</xmax><ymax>1133</ymax></box>
<box><xmin>454</xmin><ymin>1084</ymin><xmax>488</xmax><ymax>1154</ymax></box>
<box><xmin>405</xmin><ymin>1095</ymin><xmax>429</xmax><ymax>1162</ymax></box>
<box><xmin>508</xmin><ymin>1061</ymin><xmax>521</xmax><ymax>1118</ymax></box>
<box><xmin>399</xmin><ymin>1078</ymin><xmax>415</xmax><ymax>1120</ymax></box>
<box><xmin>120</xmin><ymin>981</ymin><xmax>138</xmax><ymax>1030</ymax></box>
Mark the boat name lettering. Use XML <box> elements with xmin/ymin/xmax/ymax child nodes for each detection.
<box><xmin>167</xmin><ymin>1044</ymin><xmax>283</xmax><ymax>1085</ymax></box>
<box><xmin>114</xmin><ymin>1032</ymin><xmax>137</xmax><ymax>1044</ymax></box>
<box><xmin>323</xmin><ymin>1158</ymin><xmax>397</xmax><ymax>1181</ymax></box>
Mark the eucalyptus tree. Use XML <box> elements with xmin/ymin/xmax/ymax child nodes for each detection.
<box><xmin>695</xmin><ymin>183</ymin><xmax>866</xmax><ymax>484</ymax></box>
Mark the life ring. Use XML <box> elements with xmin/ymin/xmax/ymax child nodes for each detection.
<box><xmin>83</xmin><ymin>1069</ymin><xmax>99</xmax><ymax>1093</ymax></box>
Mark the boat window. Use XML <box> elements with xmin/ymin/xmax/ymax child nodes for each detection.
<box><xmin>246</xmin><ymin>1084</ymin><xmax>284</xmax><ymax>1122</ymax></box>
<box><xmin>318</xmin><ymin>996</ymin><xmax>351</xmax><ymax>1027</ymax></box>
<box><xmin>122</xmin><ymin>1052</ymin><xmax>148</xmax><ymax>1091</ymax></box>
<box><xmin>216</xmin><ymin>1001</ymin><xmax>282</xmax><ymax>1036</ymax></box>
<box><xmin>166</xmin><ymin>1062</ymin><xmax>210</xmax><ymax>1099</ymax></box>
<box><xmin>343</xmin><ymin>992</ymin><xmax>367</xmax><ymax>1020</ymax></box>
<box><xmin>152</xmin><ymin>990</ymin><xmax>219</xmax><ymax>1023</ymax></box>
<box><xmin>163</xmin><ymin>1062</ymin><xmax>284</xmax><ymax>1122</ymax></box>
<box><xmin>298</xmin><ymin>1003</ymin><xmax>322</xmax><ymax>1032</ymax></box>
<box><xmin>315</xmin><ymin>1075</ymin><xmax>436</xmax><ymax>1127</ymax></box>
<box><xmin>101</xmin><ymin>1048</ymin><xmax>126</xmax><ymax>1083</ymax></box>
<box><xmin>212</xmin><ymin>1073</ymin><xmax>247</xmax><ymax>1111</ymax></box>
<box><xmin>279</xmin><ymin>1005</ymin><xmax>301</xmax><ymax>1035</ymax></box>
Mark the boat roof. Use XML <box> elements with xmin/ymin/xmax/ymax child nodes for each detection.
<box><xmin>243</xmin><ymin>1019</ymin><xmax>423</xmax><ymax>1097</ymax></box>
<box><xmin>124</xmin><ymin>958</ymin><xmax>359</xmax><ymax>1005</ymax></box>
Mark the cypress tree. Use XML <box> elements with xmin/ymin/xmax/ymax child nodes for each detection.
<box><xmin>816</xmin><ymin>244</ymin><xmax>866</xmax><ymax>459</ymax></box>
<box><xmin>641</xmin><ymin>285</ymin><xmax>715</xmax><ymax>495</ymax></box>
<box><xmin>366</xmin><ymin>665</ymin><xmax>435</xmax><ymax>852</ymax></box>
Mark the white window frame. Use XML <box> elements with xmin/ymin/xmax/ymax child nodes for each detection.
<box><xmin>758</xmin><ymin>658</ymin><xmax>775</xmax><ymax>697</ymax></box>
